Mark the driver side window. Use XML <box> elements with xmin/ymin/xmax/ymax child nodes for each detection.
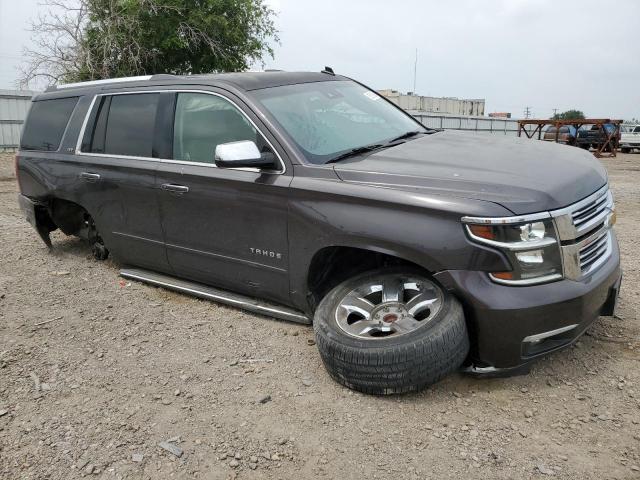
<box><xmin>172</xmin><ymin>93</ymin><xmax>259</xmax><ymax>164</ymax></box>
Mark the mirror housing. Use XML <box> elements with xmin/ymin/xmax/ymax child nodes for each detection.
<box><xmin>214</xmin><ymin>140</ymin><xmax>277</xmax><ymax>169</ymax></box>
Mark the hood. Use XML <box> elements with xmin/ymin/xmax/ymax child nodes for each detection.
<box><xmin>333</xmin><ymin>130</ymin><xmax>607</xmax><ymax>215</ymax></box>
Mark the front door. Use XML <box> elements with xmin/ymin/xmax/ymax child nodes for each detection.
<box><xmin>155</xmin><ymin>91</ymin><xmax>292</xmax><ymax>304</ymax></box>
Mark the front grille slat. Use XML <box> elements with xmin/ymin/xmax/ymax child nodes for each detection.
<box><xmin>578</xmin><ymin>231</ymin><xmax>611</xmax><ymax>274</ymax></box>
<box><xmin>572</xmin><ymin>193</ymin><xmax>608</xmax><ymax>220</ymax></box>
<box><xmin>579</xmin><ymin>233</ymin><xmax>608</xmax><ymax>258</ymax></box>
<box><xmin>569</xmin><ymin>190</ymin><xmax>613</xmax><ymax>237</ymax></box>
<box><xmin>580</xmin><ymin>242</ymin><xmax>608</xmax><ymax>268</ymax></box>
<box><xmin>572</xmin><ymin>196</ymin><xmax>609</xmax><ymax>227</ymax></box>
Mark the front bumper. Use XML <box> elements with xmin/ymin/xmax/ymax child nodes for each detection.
<box><xmin>434</xmin><ymin>237</ymin><xmax>621</xmax><ymax>373</ymax></box>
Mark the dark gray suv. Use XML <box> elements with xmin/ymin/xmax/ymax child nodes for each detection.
<box><xmin>16</xmin><ymin>71</ymin><xmax>622</xmax><ymax>395</ymax></box>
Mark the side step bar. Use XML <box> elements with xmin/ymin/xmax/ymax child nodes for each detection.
<box><xmin>120</xmin><ymin>268</ymin><xmax>311</xmax><ymax>324</ymax></box>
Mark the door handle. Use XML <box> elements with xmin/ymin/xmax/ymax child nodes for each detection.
<box><xmin>161</xmin><ymin>183</ymin><xmax>190</xmax><ymax>194</ymax></box>
<box><xmin>79</xmin><ymin>172</ymin><xmax>101</xmax><ymax>182</ymax></box>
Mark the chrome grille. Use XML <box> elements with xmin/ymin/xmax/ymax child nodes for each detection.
<box><xmin>570</xmin><ymin>189</ymin><xmax>612</xmax><ymax>236</ymax></box>
<box><xmin>551</xmin><ymin>185</ymin><xmax>616</xmax><ymax>280</ymax></box>
<box><xmin>578</xmin><ymin>230</ymin><xmax>611</xmax><ymax>275</ymax></box>
<box><xmin>551</xmin><ymin>185</ymin><xmax>613</xmax><ymax>240</ymax></box>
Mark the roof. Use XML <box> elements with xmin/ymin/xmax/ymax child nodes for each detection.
<box><xmin>184</xmin><ymin>71</ymin><xmax>344</xmax><ymax>90</ymax></box>
<box><xmin>45</xmin><ymin>71</ymin><xmax>345</xmax><ymax>95</ymax></box>
<box><xmin>0</xmin><ymin>89</ymin><xmax>36</xmax><ymax>99</ymax></box>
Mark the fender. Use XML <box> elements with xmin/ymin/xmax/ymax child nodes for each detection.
<box><xmin>286</xmin><ymin>171</ymin><xmax>513</xmax><ymax>312</ymax></box>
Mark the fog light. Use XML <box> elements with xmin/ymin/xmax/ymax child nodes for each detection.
<box><xmin>515</xmin><ymin>249</ymin><xmax>544</xmax><ymax>265</ymax></box>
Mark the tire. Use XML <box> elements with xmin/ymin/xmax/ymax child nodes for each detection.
<box><xmin>313</xmin><ymin>267</ymin><xmax>469</xmax><ymax>395</ymax></box>
<box><xmin>621</xmin><ymin>148</ymin><xmax>630</xmax><ymax>154</ymax></box>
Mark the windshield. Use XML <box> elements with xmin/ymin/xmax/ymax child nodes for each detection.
<box><xmin>252</xmin><ymin>80</ymin><xmax>425</xmax><ymax>164</ymax></box>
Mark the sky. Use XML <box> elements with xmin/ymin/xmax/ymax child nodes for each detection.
<box><xmin>1</xmin><ymin>0</ymin><xmax>639</xmax><ymax>120</ymax></box>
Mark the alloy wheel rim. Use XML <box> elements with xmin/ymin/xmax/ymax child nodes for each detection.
<box><xmin>334</xmin><ymin>275</ymin><xmax>443</xmax><ymax>339</ymax></box>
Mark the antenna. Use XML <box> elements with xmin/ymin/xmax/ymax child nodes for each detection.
<box><xmin>413</xmin><ymin>49</ymin><xmax>418</xmax><ymax>95</ymax></box>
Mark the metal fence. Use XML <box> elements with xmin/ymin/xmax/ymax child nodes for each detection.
<box><xmin>410</xmin><ymin>111</ymin><xmax>522</xmax><ymax>136</ymax></box>
<box><xmin>0</xmin><ymin>90</ymin><xmax>33</xmax><ymax>152</ymax></box>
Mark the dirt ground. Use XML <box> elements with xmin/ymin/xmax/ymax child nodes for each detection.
<box><xmin>0</xmin><ymin>151</ymin><xmax>639</xmax><ymax>480</ymax></box>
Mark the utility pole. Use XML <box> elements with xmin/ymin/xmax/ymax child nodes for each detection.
<box><xmin>552</xmin><ymin>108</ymin><xmax>558</xmax><ymax>118</ymax></box>
<box><xmin>524</xmin><ymin>106</ymin><xmax>532</xmax><ymax>119</ymax></box>
<box><xmin>413</xmin><ymin>48</ymin><xmax>418</xmax><ymax>95</ymax></box>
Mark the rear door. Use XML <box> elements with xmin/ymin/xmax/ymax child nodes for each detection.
<box><xmin>74</xmin><ymin>92</ymin><xmax>169</xmax><ymax>271</ymax></box>
<box><xmin>154</xmin><ymin>90</ymin><xmax>292</xmax><ymax>305</ymax></box>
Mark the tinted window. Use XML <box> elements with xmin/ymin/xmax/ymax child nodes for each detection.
<box><xmin>634</xmin><ymin>126</ymin><xmax>640</xmax><ymax>133</ymax></box>
<box><xmin>173</xmin><ymin>93</ymin><xmax>259</xmax><ymax>163</ymax></box>
<box><xmin>85</xmin><ymin>93</ymin><xmax>159</xmax><ymax>157</ymax></box>
<box><xmin>20</xmin><ymin>97</ymin><xmax>79</xmax><ymax>151</ymax></box>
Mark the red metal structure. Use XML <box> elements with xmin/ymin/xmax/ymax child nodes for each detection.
<box><xmin>517</xmin><ymin>119</ymin><xmax>622</xmax><ymax>158</ymax></box>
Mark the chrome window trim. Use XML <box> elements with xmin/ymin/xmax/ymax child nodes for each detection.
<box><xmin>461</xmin><ymin>211</ymin><xmax>551</xmax><ymax>225</ymax></box>
<box><xmin>74</xmin><ymin>89</ymin><xmax>287</xmax><ymax>175</ymax></box>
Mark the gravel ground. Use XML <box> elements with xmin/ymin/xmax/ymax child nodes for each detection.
<box><xmin>1</xmin><ymin>151</ymin><xmax>639</xmax><ymax>480</ymax></box>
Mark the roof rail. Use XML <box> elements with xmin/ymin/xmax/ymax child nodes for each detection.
<box><xmin>55</xmin><ymin>75</ymin><xmax>153</xmax><ymax>90</ymax></box>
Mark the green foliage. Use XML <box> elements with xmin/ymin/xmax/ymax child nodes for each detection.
<box><xmin>70</xmin><ymin>0</ymin><xmax>278</xmax><ymax>81</ymax></box>
<box><xmin>551</xmin><ymin>109</ymin><xmax>586</xmax><ymax>121</ymax></box>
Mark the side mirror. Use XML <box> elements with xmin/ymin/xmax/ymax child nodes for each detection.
<box><xmin>214</xmin><ymin>140</ymin><xmax>277</xmax><ymax>169</ymax></box>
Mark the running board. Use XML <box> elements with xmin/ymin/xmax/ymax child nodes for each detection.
<box><xmin>120</xmin><ymin>268</ymin><xmax>311</xmax><ymax>324</ymax></box>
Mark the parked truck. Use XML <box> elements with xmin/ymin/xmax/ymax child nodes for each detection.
<box><xmin>620</xmin><ymin>124</ymin><xmax>640</xmax><ymax>153</ymax></box>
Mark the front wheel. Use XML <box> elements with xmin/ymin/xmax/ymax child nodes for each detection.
<box><xmin>621</xmin><ymin>147</ymin><xmax>630</xmax><ymax>154</ymax></box>
<box><xmin>313</xmin><ymin>268</ymin><xmax>469</xmax><ymax>395</ymax></box>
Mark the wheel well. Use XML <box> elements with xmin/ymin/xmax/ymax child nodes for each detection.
<box><xmin>49</xmin><ymin>198</ymin><xmax>89</xmax><ymax>236</ymax></box>
<box><xmin>307</xmin><ymin>246</ymin><xmax>428</xmax><ymax>308</ymax></box>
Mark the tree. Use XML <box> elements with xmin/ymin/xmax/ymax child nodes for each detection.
<box><xmin>20</xmin><ymin>0</ymin><xmax>278</xmax><ymax>87</ymax></box>
<box><xmin>551</xmin><ymin>109</ymin><xmax>586</xmax><ymax>121</ymax></box>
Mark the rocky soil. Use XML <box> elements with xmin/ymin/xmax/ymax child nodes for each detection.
<box><xmin>0</xmin><ymin>152</ymin><xmax>639</xmax><ymax>480</ymax></box>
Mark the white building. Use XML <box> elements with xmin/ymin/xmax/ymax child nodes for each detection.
<box><xmin>378</xmin><ymin>89</ymin><xmax>485</xmax><ymax>116</ymax></box>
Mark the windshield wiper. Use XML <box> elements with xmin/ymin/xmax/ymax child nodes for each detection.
<box><xmin>387</xmin><ymin>130</ymin><xmax>425</xmax><ymax>144</ymax></box>
<box><xmin>326</xmin><ymin>143</ymin><xmax>385</xmax><ymax>164</ymax></box>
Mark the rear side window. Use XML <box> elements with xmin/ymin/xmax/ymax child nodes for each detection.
<box><xmin>20</xmin><ymin>97</ymin><xmax>79</xmax><ymax>151</ymax></box>
<box><xmin>83</xmin><ymin>93</ymin><xmax>159</xmax><ymax>157</ymax></box>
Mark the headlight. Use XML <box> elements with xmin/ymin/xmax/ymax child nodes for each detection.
<box><xmin>464</xmin><ymin>217</ymin><xmax>563</xmax><ymax>285</ymax></box>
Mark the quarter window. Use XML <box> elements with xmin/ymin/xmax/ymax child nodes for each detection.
<box><xmin>84</xmin><ymin>93</ymin><xmax>159</xmax><ymax>157</ymax></box>
<box><xmin>172</xmin><ymin>93</ymin><xmax>259</xmax><ymax>164</ymax></box>
<box><xmin>20</xmin><ymin>97</ymin><xmax>79</xmax><ymax>151</ymax></box>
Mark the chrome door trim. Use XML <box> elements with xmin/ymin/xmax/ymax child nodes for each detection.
<box><xmin>74</xmin><ymin>89</ymin><xmax>288</xmax><ymax>175</ymax></box>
